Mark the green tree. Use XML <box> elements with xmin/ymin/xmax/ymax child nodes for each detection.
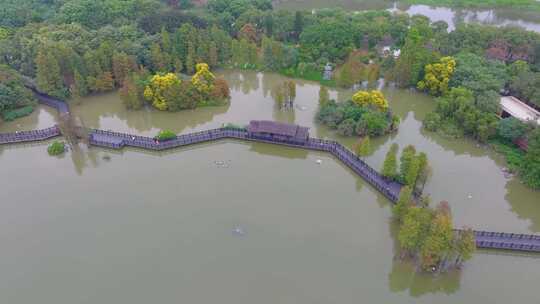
<box><xmin>393</xmin><ymin>185</ymin><xmax>413</xmax><ymax>222</ymax></box>
<box><xmin>356</xmin><ymin>136</ymin><xmax>371</xmax><ymax>158</ymax></box>
<box><xmin>318</xmin><ymin>86</ymin><xmax>329</xmax><ymax>106</ymax></box>
<box><xmin>382</xmin><ymin>143</ymin><xmax>399</xmax><ymax>180</ymax></box>
<box><xmin>398</xmin><ymin>206</ymin><xmax>433</xmax><ymax>254</ymax></box>
<box><xmin>520</xmin><ymin>128</ymin><xmax>540</xmax><ymax>189</ymax></box>
<box><xmin>497</xmin><ymin>117</ymin><xmax>528</xmax><ymax>142</ymax></box>
<box><xmin>400</xmin><ymin>145</ymin><xmax>417</xmax><ymax>182</ymax></box>
<box><xmin>337</xmin><ymin>63</ymin><xmax>354</xmax><ymax>88</ymax></box>
<box><xmin>453</xmin><ymin>228</ymin><xmax>476</xmax><ymax>267</ymax></box>
<box><xmin>36</xmin><ymin>49</ymin><xmax>65</xmax><ymax>98</ymax></box>
<box><xmin>421</xmin><ymin>203</ymin><xmax>454</xmax><ymax>270</ymax></box>
<box><xmin>405</xmin><ymin>156</ymin><xmax>420</xmax><ymax>187</ymax></box>
<box><xmin>186</xmin><ymin>44</ymin><xmax>195</xmax><ymax>74</ymax></box>
<box><xmin>393</xmin><ymin>23</ymin><xmax>437</xmax><ymax>88</ymax></box>
<box><xmin>120</xmin><ymin>74</ymin><xmax>144</xmax><ymax>110</ymax></box>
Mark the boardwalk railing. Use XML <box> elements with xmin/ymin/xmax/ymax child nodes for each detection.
<box><xmin>0</xmin><ymin>126</ymin><xmax>61</xmax><ymax>144</ymax></box>
<box><xmin>88</xmin><ymin>128</ymin><xmax>402</xmax><ymax>202</ymax></box>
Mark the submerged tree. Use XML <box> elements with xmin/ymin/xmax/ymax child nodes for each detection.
<box><xmin>393</xmin><ymin>185</ymin><xmax>413</xmax><ymax>222</ymax></box>
<box><xmin>318</xmin><ymin>86</ymin><xmax>329</xmax><ymax>106</ymax></box>
<box><xmin>382</xmin><ymin>143</ymin><xmax>399</xmax><ymax>180</ymax></box>
<box><xmin>453</xmin><ymin>227</ymin><xmax>476</xmax><ymax>267</ymax></box>
<box><xmin>355</xmin><ymin>136</ymin><xmax>371</xmax><ymax>158</ymax></box>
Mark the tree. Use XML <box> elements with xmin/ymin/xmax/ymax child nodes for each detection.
<box><xmin>286</xmin><ymin>80</ymin><xmax>296</xmax><ymax>106</ymax></box>
<box><xmin>382</xmin><ymin>143</ymin><xmax>399</xmax><ymax>180</ymax></box>
<box><xmin>337</xmin><ymin>63</ymin><xmax>355</xmax><ymax>88</ymax></box>
<box><xmin>520</xmin><ymin>128</ymin><xmax>540</xmax><ymax>189</ymax></box>
<box><xmin>392</xmin><ymin>24</ymin><xmax>438</xmax><ymax>88</ymax></box>
<box><xmin>356</xmin><ymin>136</ymin><xmax>371</xmax><ymax>158</ymax></box>
<box><xmin>398</xmin><ymin>206</ymin><xmax>433</xmax><ymax>254</ymax></box>
<box><xmin>355</xmin><ymin>110</ymin><xmax>389</xmax><ymax>136</ymax></box>
<box><xmin>400</xmin><ymin>145</ymin><xmax>417</xmax><ymax>182</ymax></box>
<box><xmin>238</xmin><ymin>23</ymin><xmax>257</xmax><ymax>43</ymax></box>
<box><xmin>210</xmin><ymin>77</ymin><xmax>231</xmax><ymax>100</ymax></box>
<box><xmin>405</xmin><ymin>156</ymin><xmax>420</xmax><ymax>187</ymax></box>
<box><xmin>393</xmin><ymin>185</ymin><xmax>413</xmax><ymax>222</ymax></box>
<box><xmin>293</xmin><ymin>11</ymin><xmax>303</xmax><ymax>41</ymax></box>
<box><xmin>93</xmin><ymin>72</ymin><xmax>114</xmax><ymax>92</ymax></box>
<box><xmin>150</xmin><ymin>43</ymin><xmax>168</xmax><ymax>72</ymax></box>
<box><xmin>497</xmin><ymin>117</ymin><xmax>528</xmax><ymax>142</ymax></box>
<box><xmin>450</xmin><ymin>52</ymin><xmax>508</xmax><ymax>96</ymax></box>
<box><xmin>144</xmin><ymin>73</ymin><xmax>182</xmax><ymax>111</ymax></box>
<box><xmin>351</xmin><ymin>90</ymin><xmax>389</xmax><ymax>112</ymax></box>
<box><xmin>421</xmin><ymin>203</ymin><xmax>454</xmax><ymax>270</ymax></box>
<box><xmin>417</xmin><ymin>56</ymin><xmax>456</xmax><ymax>96</ymax></box>
<box><xmin>423</xmin><ymin>112</ymin><xmax>441</xmax><ymax>131</ymax></box>
<box><xmin>209</xmin><ymin>42</ymin><xmax>218</xmax><ymax>67</ymax></box>
<box><xmin>120</xmin><ymin>75</ymin><xmax>144</xmax><ymax>110</ymax></box>
<box><xmin>191</xmin><ymin>63</ymin><xmax>216</xmax><ymax>96</ymax></box>
<box><xmin>72</xmin><ymin>69</ymin><xmax>88</xmax><ymax>98</ymax></box>
<box><xmin>35</xmin><ymin>49</ymin><xmax>65</xmax><ymax>98</ymax></box>
<box><xmin>415</xmin><ymin>152</ymin><xmax>429</xmax><ymax>194</ymax></box>
<box><xmin>337</xmin><ymin>118</ymin><xmax>356</xmax><ymax>136</ymax></box>
<box><xmin>112</xmin><ymin>52</ymin><xmax>136</xmax><ymax>87</ymax></box>
<box><xmin>319</xmin><ymin>86</ymin><xmax>329</xmax><ymax>106</ymax></box>
<box><xmin>453</xmin><ymin>228</ymin><xmax>476</xmax><ymax>267</ymax></box>
<box><xmin>185</xmin><ymin>44</ymin><xmax>195</xmax><ymax>74</ymax></box>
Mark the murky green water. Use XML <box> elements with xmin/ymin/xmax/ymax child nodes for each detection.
<box><xmin>274</xmin><ymin>0</ymin><xmax>540</xmax><ymax>32</ymax></box>
<box><xmin>1</xmin><ymin>70</ymin><xmax>539</xmax><ymax>303</ymax></box>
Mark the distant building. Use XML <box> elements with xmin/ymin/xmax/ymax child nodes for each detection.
<box><xmin>500</xmin><ymin>96</ymin><xmax>540</xmax><ymax>125</ymax></box>
<box><xmin>247</xmin><ymin>120</ymin><xmax>309</xmax><ymax>144</ymax></box>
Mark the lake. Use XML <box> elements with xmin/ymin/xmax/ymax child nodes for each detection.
<box><xmin>1</xmin><ymin>70</ymin><xmax>539</xmax><ymax>303</ymax></box>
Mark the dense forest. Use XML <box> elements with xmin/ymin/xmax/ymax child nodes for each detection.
<box><xmin>0</xmin><ymin>0</ymin><xmax>539</xmax><ymax>189</ymax></box>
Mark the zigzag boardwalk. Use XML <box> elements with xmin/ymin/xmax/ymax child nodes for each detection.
<box><xmin>1</xmin><ymin>91</ymin><xmax>539</xmax><ymax>254</ymax></box>
<box><xmin>88</xmin><ymin>128</ymin><xmax>403</xmax><ymax>201</ymax></box>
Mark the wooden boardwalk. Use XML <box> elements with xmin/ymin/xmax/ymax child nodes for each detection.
<box><xmin>1</xmin><ymin>91</ymin><xmax>539</xmax><ymax>254</ymax></box>
<box><xmin>88</xmin><ymin>128</ymin><xmax>403</xmax><ymax>201</ymax></box>
<box><xmin>0</xmin><ymin>126</ymin><xmax>60</xmax><ymax>144</ymax></box>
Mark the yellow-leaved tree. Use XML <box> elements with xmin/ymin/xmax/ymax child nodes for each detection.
<box><xmin>143</xmin><ymin>73</ymin><xmax>181</xmax><ymax>111</ymax></box>
<box><xmin>417</xmin><ymin>56</ymin><xmax>456</xmax><ymax>96</ymax></box>
<box><xmin>351</xmin><ymin>90</ymin><xmax>389</xmax><ymax>112</ymax></box>
<box><xmin>191</xmin><ymin>63</ymin><xmax>215</xmax><ymax>96</ymax></box>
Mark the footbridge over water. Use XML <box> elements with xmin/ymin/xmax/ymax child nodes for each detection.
<box><xmin>1</xmin><ymin>91</ymin><xmax>539</xmax><ymax>253</ymax></box>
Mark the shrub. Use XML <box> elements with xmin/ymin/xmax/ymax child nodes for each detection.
<box><xmin>337</xmin><ymin>118</ymin><xmax>356</xmax><ymax>136</ymax></box>
<box><xmin>490</xmin><ymin>138</ymin><xmax>525</xmax><ymax>172</ymax></box>
<box><xmin>423</xmin><ymin>112</ymin><xmax>441</xmax><ymax>132</ymax></box>
<box><xmin>47</xmin><ymin>141</ymin><xmax>65</xmax><ymax>156</ymax></box>
<box><xmin>355</xmin><ymin>110</ymin><xmax>389</xmax><ymax>136</ymax></box>
<box><xmin>2</xmin><ymin>106</ymin><xmax>34</xmax><ymax>121</ymax></box>
<box><xmin>156</xmin><ymin>130</ymin><xmax>176</xmax><ymax>141</ymax></box>
<box><xmin>223</xmin><ymin>123</ymin><xmax>246</xmax><ymax>130</ymax></box>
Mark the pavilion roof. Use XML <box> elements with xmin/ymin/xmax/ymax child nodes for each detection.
<box><xmin>247</xmin><ymin>120</ymin><xmax>309</xmax><ymax>140</ymax></box>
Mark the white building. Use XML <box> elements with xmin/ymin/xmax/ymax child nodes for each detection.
<box><xmin>500</xmin><ymin>96</ymin><xmax>540</xmax><ymax>126</ymax></box>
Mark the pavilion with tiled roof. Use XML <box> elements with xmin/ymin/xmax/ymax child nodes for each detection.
<box><xmin>247</xmin><ymin>120</ymin><xmax>309</xmax><ymax>143</ymax></box>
